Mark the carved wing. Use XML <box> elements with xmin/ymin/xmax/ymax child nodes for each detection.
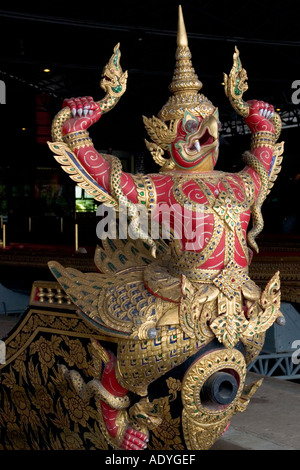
<box><xmin>48</xmin><ymin>256</ymin><xmax>166</xmax><ymax>340</ymax></box>
<box><xmin>48</xmin><ymin>141</ymin><xmax>118</xmax><ymax>208</ymax></box>
<box><xmin>94</xmin><ymin>236</ymin><xmax>169</xmax><ymax>275</ymax></box>
<box><xmin>267</xmin><ymin>141</ymin><xmax>285</xmax><ymax>196</ymax></box>
<box><xmin>48</xmin><ymin>260</ymin><xmax>135</xmax><ymax>338</ymax></box>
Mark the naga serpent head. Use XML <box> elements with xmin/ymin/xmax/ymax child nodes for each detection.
<box><xmin>100</xmin><ymin>43</ymin><xmax>128</xmax><ymax>98</ymax></box>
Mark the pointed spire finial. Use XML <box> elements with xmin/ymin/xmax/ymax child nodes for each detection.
<box><xmin>156</xmin><ymin>5</ymin><xmax>215</xmax><ymax>122</ymax></box>
<box><xmin>177</xmin><ymin>5</ymin><xmax>188</xmax><ymax>47</ymax></box>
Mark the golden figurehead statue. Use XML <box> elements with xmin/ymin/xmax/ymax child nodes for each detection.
<box><xmin>46</xmin><ymin>5</ymin><xmax>285</xmax><ymax>450</ymax></box>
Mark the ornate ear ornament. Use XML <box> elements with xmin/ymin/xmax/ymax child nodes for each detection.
<box><xmin>144</xmin><ymin>139</ymin><xmax>176</xmax><ymax>170</ymax></box>
<box><xmin>142</xmin><ymin>115</ymin><xmax>178</xmax><ymax>151</ymax></box>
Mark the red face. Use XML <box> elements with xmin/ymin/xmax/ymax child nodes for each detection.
<box><xmin>168</xmin><ymin>110</ymin><xmax>219</xmax><ymax>169</ymax></box>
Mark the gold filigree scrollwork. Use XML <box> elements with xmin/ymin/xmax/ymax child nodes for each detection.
<box><xmin>210</xmin><ymin>293</ymin><xmax>249</xmax><ymax>348</ymax></box>
<box><xmin>144</xmin><ymin>139</ymin><xmax>175</xmax><ymax>171</ymax></box>
<box><xmin>179</xmin><ymin>284</ymin><xmax>218</xmax><ymax>344</ymax></box>
<box><xmin>244</xmin><ymin>270</ymin><xmax>281</xmax><ymax>338</ymax></box>
<box><xmin>181</xmin><ymin>348</ymin><xmax>249</xmax><ymax>450</ymax></box>
<box><xmin>128</xmin><ymin>398</ymin><xmax>164</xmax><ymax>436</ymax></box>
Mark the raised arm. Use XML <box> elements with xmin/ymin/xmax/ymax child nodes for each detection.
<box><xmin>61</xmin><ymin>96</ymin><xmax>140</xmax><ymax>202</ymax></box>
<box><xmin>244</xmin><ymin>99</ymin><xmax>280</xmax><ymax>173</ymax></box>
<box><xmin>223</xmin><ymin>47</ymin><xmax>283</xmax><ymax>198</ymax></box>
<box><xmin>239</xmin><ymin>98</ymin><xmax>281</xmax><ymax>197</ymax></box>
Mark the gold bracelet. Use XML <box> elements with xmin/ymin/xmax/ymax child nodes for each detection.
<box><xmin>251</xmin><ymin>131</ymin><xmax>275</xmax><ymax>150</ymax></box>
<box><xmin>63</xmin><ymin>130</ymin><xmax>93</xmax><ymax>150</ymax></box>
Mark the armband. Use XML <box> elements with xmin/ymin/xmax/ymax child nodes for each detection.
<box><xmin>63</xmin><ymin>130</ymin><xmax>93</xmax><ymax>151</ymax></box>
<box><xmin>251</xmin><ymin>131</ymin><xmax>275</xmax><ymax>150</ymax></box>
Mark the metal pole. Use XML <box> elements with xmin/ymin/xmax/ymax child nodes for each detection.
<box><xmin>75</xmin><ymin>223</ymin><xmax>78</xmax><ymax>252</ymax></box>
<box><xmin>3</xmin><ymin>224</ymin><xmax>6</xmax><ymax>248</ymax></box>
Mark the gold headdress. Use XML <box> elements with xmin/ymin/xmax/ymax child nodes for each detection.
<box><xmin>143</xmin><ymin>5</ymin><xmax>216</xmax><ymax>168</ymax></box>
<box><xmin>159</xmin><ymin>5</ymin><xmax>215</xmax><ymax>121</ymax></box>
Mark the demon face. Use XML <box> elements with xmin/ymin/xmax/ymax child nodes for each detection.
<box><xmin>168</xmin><ymin>110</ymin><xmax>219</xmax><ymax>171</ymax></box>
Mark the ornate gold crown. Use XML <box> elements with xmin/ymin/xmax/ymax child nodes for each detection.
<box><xmin>143</xmin><ymin>5</ymin><xmax>216</xmax><ymax>168</ymax></box>
<box><xmin>158</xmin><ymin>6</ymin><xmax>215</xmax><ymax>122</ymax></box>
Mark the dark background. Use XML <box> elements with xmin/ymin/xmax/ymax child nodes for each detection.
<box><xmin>0</xmin><ymin>0</ymin><xmax>299</xmax><ymax>244</ymax></box>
